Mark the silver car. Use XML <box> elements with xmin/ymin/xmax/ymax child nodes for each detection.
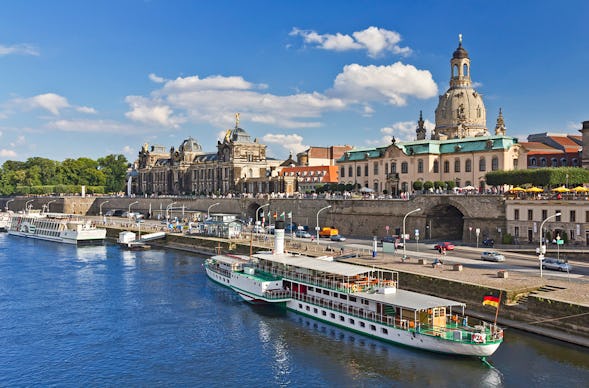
<box><xmin>542</xmin><ymin>258</ymin><xmax>572</xmax><ymax>272</ymax></box>
<box><xmin>480</xmin><ymin>251</ymin><xmax>505</xmax><ymax>262</ymax></box>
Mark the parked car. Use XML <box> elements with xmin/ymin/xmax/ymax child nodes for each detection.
<box><xmin>434</xmin><ymin>242</ymin><xmax>455</xmax><ymax>251</ymax></box>
<box><xmin>480</xmin><ymin>251</ymin><xmax>505</xmax><ymax>262</ymax></box>
<box><xmin>330</xmin><ymin>234</ymin><xmax>346</xmax><ymax>242</ymax></box>
<box><xmin>482</xmin><ymin>238</ymin><xmax>495</xmax><ymax>247</ymax></box>
<box><xmin>381</xmin><ymin>235</ymin><xmax>396</xmax><ymax>244</ymax></box>
<box><xmin>295</xmin><ymin>230</ymin><xmax>312</xmax><ymax>238</ymax></box>
<box><xmin>252</xmin><ymin>225</ymin><xmax>265</xmax><ymax>233</ymax></box>
<box><xmin>541</xmin><ymin>258</ymin><xmax>572</xmax><ymax>272</ymax></box>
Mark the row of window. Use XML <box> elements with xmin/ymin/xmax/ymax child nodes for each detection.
<box><xmin>299</xmin><ymin>303</ymin><xmax>384</xmax><ymax>334</ymax></box>
<box><xmin>529</xmin><ymin>157</ymin><xmax>579</xmax><ymax>167</ymax></box>
<box><xmin>340</xmin><ymin>157</ymin><xmax>504</xmax><ymax>178</ymax></box>
<box><xmin>513</xmin><ymin>209</ymin><xmax>589</xmax><ymax>223</ymax></box>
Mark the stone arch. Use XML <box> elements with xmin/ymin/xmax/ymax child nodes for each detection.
<box><xmin>425</xmin><ymin>203</ymin><xmax>465</xmax><ymax>240</ymax></box>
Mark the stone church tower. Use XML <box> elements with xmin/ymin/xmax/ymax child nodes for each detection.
<box><xmin>432</xmin><ymin>35</ymin><xmax>489</xmax><ymax>140</ymax></box>
<box><xmin>581</xmin><ymin>120</ymin><xmax>589</xmax><ymax>170</ymax></box>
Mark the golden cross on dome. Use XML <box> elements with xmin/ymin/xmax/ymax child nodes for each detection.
<box><xmin>459</xmin><ymin>33</ymin><xmax>463</xmax><ymax>44</ymax></box>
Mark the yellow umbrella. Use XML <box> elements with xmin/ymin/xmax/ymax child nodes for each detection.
<box><xmin>551</xmin><ymin>186</ymin><xmax>570</xmax><ymax>193</ymax></box>
<box><xmin>510</xmin><ymin>187</ymin><xmax>525</xmax><ymax>192</ymax></box>
<box><xmin>526</xmin><ymin>186</ymin><xmax>544</xmax><ymax>193</ymax></box>
<box><xmin>571</xmin><ymin>186</ymin><xmax>589</xmax><ymax>193</ymax></box>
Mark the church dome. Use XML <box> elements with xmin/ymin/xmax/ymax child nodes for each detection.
<box><xmin>452</xmin><ymin>43</ymin><xmax>469</xmax><ymax>59</ymax></box>
<box><xmin>179</xmin><ymin>137</ymin><xmax>203</xmax><ymax>153</ymax></box>
<box><xmin>434</xmin><ymin>88</ymin><xmax>487</xmax><ymax>138</ymax></box>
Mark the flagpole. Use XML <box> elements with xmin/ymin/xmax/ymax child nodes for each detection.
<box><xmin>494</xmin><ymin>289</ymin><xmax>503</xmax><ymax>326</ymax></box>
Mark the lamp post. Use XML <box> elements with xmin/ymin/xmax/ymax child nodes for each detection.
<box><xmin>256</xmin><ymin>203</ymin><xmax>270</xmax><ymax>228</ymax></box>
<box><xmin>208</xmin><ymin>202</ymin><xmax>220</xmax><ymax>219</ymax></box>
<box><xmin>402</xmin><ymin>208</ymin><xmax>421</xmax><ymax>259</ymax></box>
<box><xmin>166</xmin><ymin>202</ymin><xmax>177</xmax><ymax>223</ymax></box>
<box><xmin>99</xmin><ymin>200</ymin><xmax>110</xmax><ymax>216</ymax></box>
<box><xmin>539</xmin><ymin>212</ymin><xmax>560</xmax><ymax>278</ymax></box>
<box><xmin>316</xmin><ymin>205</ymin><xmax>332</xmax><ymax>243</ymax></box>
<box><xmin>25</xmin><ymin>199</ymin><xmax>34</xmax><ymax>212</ymax></box>
<box><xmin>5</xmin><ymin>199</ymin><xmax>14</xmax><ymax>211</ymax></box>
<box><xmin>43</xmin><ymin>199</ymin><xmax>57</xmax><ymax>214</ymax></box>
<box><xmin>128</xmin><ymin>200</ymin><xmax>139</xmax><ymax>214</ymax></box>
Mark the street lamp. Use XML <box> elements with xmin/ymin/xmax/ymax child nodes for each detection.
<box><xmin>166</xmin><ymin>202</ymin><xmax>177</xmax><ymax>222</ymax></box>
<box><xmin>539</xmin><ymin>212</ymin><xmax>561</xmax><ymax>278</ymax></box>
<box><xmin>256</xmin><ymin>203</ymin><xmax>270</xmax><ymax>227</ymax></box>
<box><xmin>316</xmin><ymin>205</ymin><xmax>332</xmax><ymax>243</ymax></box>
<box><xmin>99</xmin><ymin>200</ymin><xmax>110</xmax><ymax>216</ymax></box>
<box><xmin>402</xmin><ymin>208</ymin><xmax>421</xmax><ymax>258</ymax></box>
<box><xmin>25</xmin><ymin>199</ymin><xmax>34</xmax><ymax>212</ymax></box>
<box><xmin>128</xmin><ymin>200</ymin><xmax>139</xmax><ymax>214</ymax></box>
<box><xmin>5</xmin><ymin>199</ymin><xmax>14</xmax><ymax>211</ymax></box>
<box><xmin>43</xmin><ymin>199</ymin><xmax>57</xmax><ymax>214</ymax></box>
<box><xmin>208</xmin><ymin>202</ymin><xmax>220</xmax><ymax>219</ymax></box>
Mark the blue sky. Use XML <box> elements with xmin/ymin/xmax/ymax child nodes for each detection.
<box><xmin>1</xmin><ymin>1</ymin><xmax>588</xmax><ymax>164</ymax></box>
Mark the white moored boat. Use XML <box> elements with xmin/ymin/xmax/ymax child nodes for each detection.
<box><xmin>8</xmin><ymin>212</ymin><xmax>106</xmax><ymax>245</ymax></box>
<box><xmin>0</xmin><ymin>211</ymin><xmax>11</xmax><ymax>232</ymax></box>
<box><xmin>205</xmin><ymin>220</ymin><xmax>503</xmax><ymax>358</ymax></box>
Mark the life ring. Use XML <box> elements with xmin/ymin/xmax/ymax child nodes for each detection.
<box><xmin>351</xmin><ymin>285</ymin><xmax>358</xmax><ymax>293</ymax></box>
<box><xmin>472</xmin><ymin>333</ymin><xmax>485</xmax><ymax>343</ymax></box>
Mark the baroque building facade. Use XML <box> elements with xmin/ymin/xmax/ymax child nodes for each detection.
<box><xmin>337</xmin><ymin>37</ymin><xmax>525</xmax><ymax>194</ymax></box>
<box><xmin>133</xmin><ymin>115</ymin><xmax>281</xmax><ymax>195</ymax></box>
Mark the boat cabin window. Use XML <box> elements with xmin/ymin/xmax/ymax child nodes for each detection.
<box><xmin>362</xmin><ymin>299</ymin><xmax>369</xmax><ymax>305</ymax></box>
<box><xmin>360</xmin><ymin>322</ymin><xmax>365</xmax><ymax>328</ymax></box>
<box><xmin>370</xmin><ymin>325</ymin><xmax>376</xmax><ymax>331</ymax></box>
<box><xmin>340</xmin><ymin>316</ymin><xmax>345</xmax><ymax>322</ymax></box>
<box><xmin>349</xmin><ymin>318</ymin><xmax>355</xmax><ymax>325</ymax></box>
<box><xmin>382</xmin><ymin>328</ymin><xmax>388</xmax><ymax>334</ymax></box>
<box><xmin>323</xmin><ymin>290</ymin><xmax>330</xmax><ymax>295</ymax></box>
<box><xmin>308</xmin><ymin>287</ymin><xmax>314</xmax><ymax>291</ymax></box>
<box><xmin>333</xmin><ymin>293</ymin><xmax>338</xmax><ymax>298</ymax></box>
<box><xmin>349</xmin><ymin>296</ymin><xmax>357</xmax><ymax>302</ymax></box>
<box><xmin>322</xmin><ymin>311</ymin><xmax>327</xmax><ymax>316</ymax></box>
<box><xmin>339</xmin><ymin>294</ymin><xmax>347</xmax><ymax>300</ymax></box>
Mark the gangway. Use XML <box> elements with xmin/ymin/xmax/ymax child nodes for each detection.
<box><xmin>138</xmin><ymin>232</ymin><xmax>166</xmax><ymax>242</ymax></box>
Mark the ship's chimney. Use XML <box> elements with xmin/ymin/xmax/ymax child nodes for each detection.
<box><xmin>274</xmin><ymin>220</ymin><xmax>285</xmax><ymax>255</ymax></box>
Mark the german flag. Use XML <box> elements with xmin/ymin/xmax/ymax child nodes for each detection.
<box><xmin>483</xmin><ymin>295</ymin><xmax>500</xmax><ymax>308</ymax></box>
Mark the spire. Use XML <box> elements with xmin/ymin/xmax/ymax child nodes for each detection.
<box><xmin>416</xmin><ymin>110</ymin><xmax>427</xmax><ymax>140</ymax></box>
<box><xmin>235</xmin><ymin>112</ymin><xmax>240</xmax><ymax>128</ymax></box>
<box><xmin>494</xmin><ymin>108</ymin><xmax>506</xmax><ymax>135</ymax></box>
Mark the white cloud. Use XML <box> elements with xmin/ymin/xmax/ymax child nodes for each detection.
<box><xmin>47</xmin><ymin>118</ymin><xmax>146</xmax><ymax>134</ymax></box>
<box><xmin>290</xmin><ymin>26</ymin><xmax>411</xmax><ymax>58</ymax></box>
<box><xmin>22</xmin><ymin>93</ymin><xmax>70</xmax><ymax>115</ymax></box>
<box><xmin>122</xmin><ymin>145</ymin><xmax>135</xmax><ymax>156</ymax></box>
<box><xmin>125</xmin><ymin>96</ymin><xmax>184</xmax><ymax>127</ymax></box>
<box><xmin>149</xmin><ymin>73</ymin><xmax>166</xmax><ymax>83</ymax></box>
<box><xmin>262</xmin><ymin>133</ymin><xmax>308</xmax><ymax>155</ymax></box>
<box><xmin>0</xmin><ymin>149</ymin><xmax>17</xmax><ymax>157</ymax></box>
<box><xmin>0</xmin><ymin>43</ymin><xmax>39</xmax><ymax>56</ymax></box>
<box><xmin>126</xmin><ymin>74</ymin><xmax>346</xmax><ymax>130</ymax></box>
<box><xmin>330</xmin><ymin>63</ymin><xmax>438</xmax><ymax>106</ymax></box>
<box><xmin>378</xmin><ymin>119</ymin><xmax>435</xmax><ymax>143</ymax></box>
<box><xmin>76</xmin><ymin>106</ymin><xmax>97</xmax><ymax>114</ymax></box>
<box><xmin>10</xmin><ymin>135</ymin><xmax>26</xmax><ymax>147</ymax></box>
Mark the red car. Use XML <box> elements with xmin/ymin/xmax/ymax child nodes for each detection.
<box><xmin>434</xmin><ymin>242</ymin><xmax>455</xmax><ymax>251</ymax></box>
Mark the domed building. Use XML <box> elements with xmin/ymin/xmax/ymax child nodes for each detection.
<box><xmin>433</xmin><ymin>35</ymin><xmax>489</xmax><ymax>139</ymax></box>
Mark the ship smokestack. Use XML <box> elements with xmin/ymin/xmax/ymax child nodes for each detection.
<box><xmin>274</xmin><ymin>220</ymin><xmax>285</xmax><ymax>255</ymax></box>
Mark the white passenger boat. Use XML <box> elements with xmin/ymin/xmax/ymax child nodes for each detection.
<box><xmin>8</xmin><ymin>212</ymin><xmax>106</xmax><ymax>244</ymax></box>
<box><xmin>205</xmin><ymin>221</ymin><xmax>503</xmax><ymax>358</ymax></box>
<box><xmin>0</xmin><ymin>211</ymin><xmax>11</xmax><ymax>232</ymax></box>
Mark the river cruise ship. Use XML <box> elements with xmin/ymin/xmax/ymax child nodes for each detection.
<box><xmin>0</xmin><ymin>211</ymin><xmax>11</xmax><ymax>232</ymax></box>
<box><xmin>8</xmin><ymin>212</ymin><xmax>106</xmax><ymax>244</ymax></box>
<box><xmin>205</xmin><ymin>221</ymin><xmax>503</xmax><ymax>358</ymax></box>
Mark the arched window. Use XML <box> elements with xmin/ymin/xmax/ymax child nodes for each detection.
<box><xmin>357</xmin><ymin>166</ymin><xmax>362</xmax><ymax>176</ymax></box>
<box><xmin>401</xmin><ymin>162</ymin><xmax>408</xmax><ymax>174</ymax></box>
<box><xmin>384</xmin><ymin>163</ymin><xmax>389</xmax><ymax>175</ymax></box>
<box><xmin>417</xmin><ymin>159</ymin><xmax>424</xmax><ymax>173</ymax></box>
<box><xmin>454</xmin><ymin>158</ymin><xmax>461</xmax><ymax>172</ymax></box>
<box><xmin>572</xmin><ymin>158</ymin><xmax>578</xmax><ymax>166</ymax></box>
<box><xmin>401</xmin><ymin>182</ymin><xmax>408</xmax><ymax>192</ymax></box>
<box><xmin>465</xmin><ymin>159</ymin><xmax>472</xmax><ymax>172</ymax></box>
<box><xmin>348</xmin><ymin>166</ymin><xmax>353</xmax><ymax>177</ymax></box>
<box><xmin>433</xmin><ymin>160</ymin><xmax>439</xmax><ymax>173</ymax></box>
<box><xmin>540</xmin><ymin>157</ymin><xmax>547</xmax><ymax>167</ymax></box>
<box><xmin>453</xmin><ymin>64</ymin><xmax>458</xmax><ymax>78</ymax></box>
<box><xmin>491</xmin><ymin>156</ymin><xmax>499</xmax><ymax>171</ymax></box>
<box><xmin>479</xmin><ymin>157</ymin><xmax>486</xmax><ymax>171</ymax></box>
<box><xmin>391</xmin><ymin>162</ymin><xmax>397</xmax><ymax>173</ymax></box>
<box><xmin>530</xmin><ymin>157</ymin><xmax>537</xmax><ymax>166</ymax></box>
<box><xmin>444</xmin><ymin>161</ymin><xmax>450</xmax><ymax>173</ymax></box>
<box><xmin>340</xmin><ymin>167</ymin><xmax>345</xmax><ymax>178</ymax></box>
<box><xmin>560</xmin><ymin>158</ymin><xmax>567</xmax><ymax>166</ymax></box>
<box><xmin>551</xmin><ymin>158</ymin><xmax>558</xmax><ymax>166</ymax></box>
<box><xmin>463</xmin><ymin>63</ymin><xmax>468</xmax><ymax>77</ymax></box>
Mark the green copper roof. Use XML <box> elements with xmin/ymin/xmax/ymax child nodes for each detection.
<box><xmin>337</xmin><ymin>135</ymin><xmax>518</xmax><ymax>162</ymax></box>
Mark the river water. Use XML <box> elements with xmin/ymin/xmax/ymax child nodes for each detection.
<box><xmin>0</xmin><ymin>233</ymin><xmax>587</xmax><ymax>387</ymax></box>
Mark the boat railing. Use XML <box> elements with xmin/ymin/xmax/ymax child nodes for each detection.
<box><xmin>290</xmin><ymin>291</ymin><xmax>502</xmax><ymax>344</ymax></box>
<box><xmin>262</xmin><ymin>289</ymin><xmax>291</xmax><ymax>300</ymax></box>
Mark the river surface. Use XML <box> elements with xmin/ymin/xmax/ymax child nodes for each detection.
<box><xmin>0</xmin><ymin>233</ymin><xmax>587</xmax><ymax>387</ymax></box>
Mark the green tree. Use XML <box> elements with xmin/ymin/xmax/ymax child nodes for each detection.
<box><xmin>413</xmin><ymin>181</ymin><xmax>423</xmax><ymax>191</ymax></box>
<box><xmin>97</xmin><ymin>154</ymin><xmax>128</xmax><ymax>193</ymax></box>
